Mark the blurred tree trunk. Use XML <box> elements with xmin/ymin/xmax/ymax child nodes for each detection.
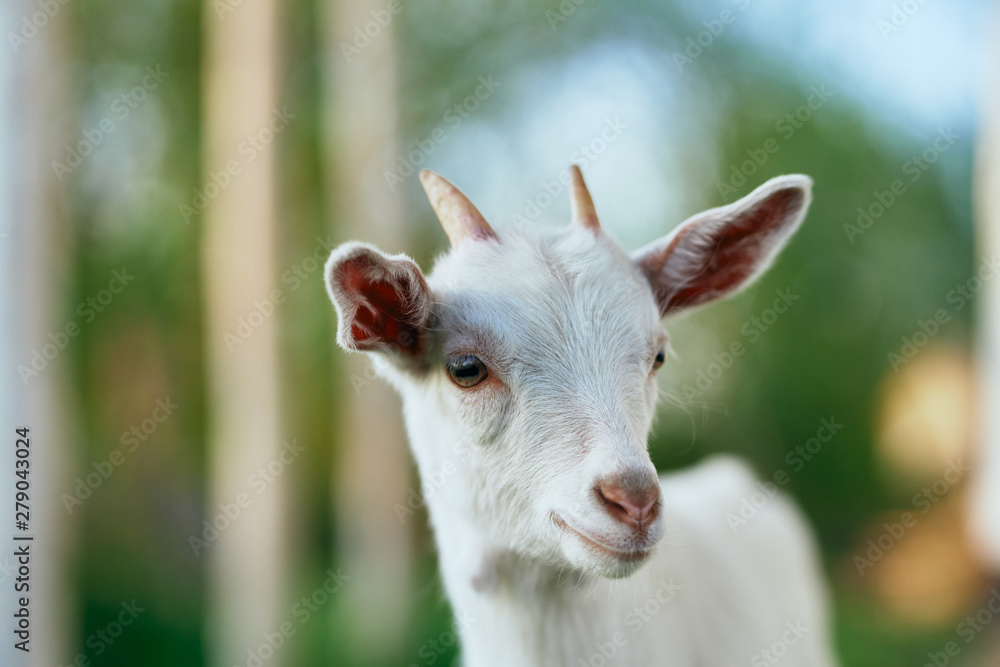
<box><xmin>971</xmin><ymin>8</ymin><xmax>1000</xmax><ymax>572</ymax></box>
<box><xmin>321</xmin><ymin>2</ymin><xmax>413</xmax><ymax>662</ymax></box>
<box><xmin>1</xmin><ymin>2</ymin><xmax>75</xmax><ymax>665</ymax></box>
<box><xmin>201</xmin><ymin>1</ymin><xmax>287</xmax><ymax>665</ymax></box>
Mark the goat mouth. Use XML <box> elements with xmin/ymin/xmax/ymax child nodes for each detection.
<box><xmin>552</xmin><ymin>514</ymin><xmax>652</xmax><ymax>563</ymax></box>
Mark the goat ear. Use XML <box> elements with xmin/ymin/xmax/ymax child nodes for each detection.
<box><xmin>632</xmin><ymin>175</ymin><xmax>812</xmax><ymax>317</ymax></box>
<box><xmin>324</xmin><ymin>242</ymin><xmax>430</xmax><ymax>358</ymax></box>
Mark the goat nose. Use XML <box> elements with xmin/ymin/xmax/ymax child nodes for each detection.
<box><xmin>596</xmin><ymin>478</ymin><xmax>660</xmax><ymax>528</ymax></box>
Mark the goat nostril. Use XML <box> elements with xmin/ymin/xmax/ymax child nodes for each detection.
<box><xmin>597</xmin><ymin>483</ymin><xmax>660</xmax><ymax>526</ymax></box>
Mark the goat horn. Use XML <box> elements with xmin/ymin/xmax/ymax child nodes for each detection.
<box><xmin>570</xmin><ymin>165</ymin><xmax>600</xmax><ymax>231</ymax></box>
<box><xmin>419</xmin><ymin>170</ymin><xmax>496</xmax><ymax>247</ymax></box>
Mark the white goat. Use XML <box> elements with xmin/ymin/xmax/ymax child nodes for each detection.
<box><xmin>324</xmin><ymin>167</ymin><xmax>837</xmax><ymax>666</ymax></box>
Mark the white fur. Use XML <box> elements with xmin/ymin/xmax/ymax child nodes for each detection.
<box><xmin>324</xmin><ymin>175</ymin><xmax>837</xmax><ymax>666</ymax></box>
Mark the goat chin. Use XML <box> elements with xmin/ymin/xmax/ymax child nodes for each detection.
<box><xmin>580</xmin><ymin>555</ymin><xmax>648</xmax><ymax>580</ymax></box>
<box><xmin>553</xmin><ymin>516</ymin><xmax>660</xmax><ymax>579</ymax></box>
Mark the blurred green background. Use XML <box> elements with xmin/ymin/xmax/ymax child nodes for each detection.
<box><xmin>4</xmin><ymin>0</ymin><xmax>999</xmax><ymax>665</ymax></box>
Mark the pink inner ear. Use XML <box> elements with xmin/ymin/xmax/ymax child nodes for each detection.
<box><xmin>340</xmin><ymin>258</ymin><xmax>422</xmax><ymax>356</ymax></box>
<box><xmin>663</xmin><ymin>187</ymin><xmax>802</xmax><ymax>310</ymax></box>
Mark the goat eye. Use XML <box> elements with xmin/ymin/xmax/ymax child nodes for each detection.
<box><xmin>652</xmin><ymin>348</ymin><xmax>666</xmax><ymax>372</ymax></box>
<box><xmin>446</xmin><ymin>355</ymin><xmax>489</xmax><ymax>388</ymax></box>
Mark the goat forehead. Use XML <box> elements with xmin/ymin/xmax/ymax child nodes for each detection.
<box><xmin>429</xmin><ymin>228</ymin><xmax>658</xmax><ymax>356</ymax></box>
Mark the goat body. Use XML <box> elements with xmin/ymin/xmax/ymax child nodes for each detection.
<box><xmin>325</xmin><ymin>168</ymin><xmax>837</xmax><ymax>666</ymax></box>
